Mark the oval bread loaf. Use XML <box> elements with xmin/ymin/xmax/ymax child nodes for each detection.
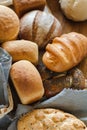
<box><xmin>10</xmin><ymin>60</ymin><xmax>44</xmax><ymax>104</ymax></box>
<box><xmin>43</xmin><ymin>32</ymin><xmax>87</xmax><ymax>72</ymax></box>
<box><xmin>2</xmin><ymin>40</ymin><xmax>38</xmax><ymax>64</ymax></box>
<box><xmin>19</xmin><ymin>10</ymin><xmax>62</xmax><ymax>48</ymax></box>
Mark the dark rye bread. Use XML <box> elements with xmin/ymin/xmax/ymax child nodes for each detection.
<box><xmin>19</xmin><ymin>10</ymin><xmax>62</xmax><ymax>48</ymax></box>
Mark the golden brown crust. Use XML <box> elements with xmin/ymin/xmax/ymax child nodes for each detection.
<box><xmin>19</xmin><ymin>10</ymin><xmax>62</xmax><ymax>48</ymax></box>
<box><xmin>13</xmin><ymin>0</ymin><xmax>46</xmax><ymax>17</ymax></box>
<box><xmin>17</xmin><ymin>108</ymin><xmax>87</xmax><ymax>130</ymax></box>
<box><xmin>10</xmin><ymin>60</ymin><xmax>44</xmax><ymax>104</ymax></box>
<box><xmin>1</xmin><ymin>40</ymin><xmax>38</xmax><ymax>64</ymax></box>
<box><xmin>0</xmin><ymin>5</ymin><xmax>19</xmax><ymax>42</ymax></box>
<box><xmin>42</xmin><ymin>32</ymin><xmax>87</xmax><ymax>72</ymax></box>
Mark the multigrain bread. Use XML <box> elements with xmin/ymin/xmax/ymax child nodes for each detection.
<box><xmin>0</xmin><ymin>5</ymin><xmax>19</xmax><ymax>43</ymax></box>
<box><xmin>1</xmin><ymin>40</ymin><xmax>38</xmax><ymax>64</ymax></box>
<box><xmin>43</xmin><ymin>32</ymin><xmax>87</xmax><ymax>72</ymax></box>
<box><xmin>13</xmin><ymin>0</ymin><xmax>46</xmax><ymax>17</ymax></box>
<box><xmin>10</xmin><ymin>60</ymin><xmax>44</xmax><ymax>104</ymax></box>
<box><xmin>17</xmin><ymin>108</ymin><xmax>87</xmax><ymax>130</ymax></box>
<box><xmin>19</xmin><ymin>10</ymin><xmax>62</xmax><ymax>48</ymax></box>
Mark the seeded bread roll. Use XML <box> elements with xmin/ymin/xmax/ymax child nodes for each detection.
<box><xmin>43</xmin><ymin>32</ymin><xmax>87</xmax><ymax>72</ymax></box>
<box><xmin>17</xmin><ymin>108</ymin><xmax>87</xmax><ymax>130</ymax></box>
<box><xmin>19</xmin><ymin>10</ymin><xmax>62</xmax><ymax>48</ymax></box>
<box><xmin>10</xmin><ymin>60</ymin><xmax>44</xmax><ymax>104</ymax></box>
<box><xmin>13</xmin><ymin>0</ymin><xmax>46</xmax><ymax>17</ymax></box>
<box><xmin>2</xmin><ymin>40</ymin><xmax>38</xmax><ymax>64</ymax></box>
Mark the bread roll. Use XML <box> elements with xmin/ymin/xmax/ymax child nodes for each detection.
<box><xmin>0</xmin><ymin>0</ymin><xmax>12</xmax><ymax>6</ymax></box>
<box><xmin>19</xmin><ymin>10</ymin><xmax>62</xmax><ymax>48</ymax></box>
<box><xmin>59</xmin><ymin>0</ymin><xmax>87</xmax><ymax>21</ymax></box>
<box><xmin>10</xmin><ymin>60</ymin><xmax>44</xmax><ymax>104</ymax></box>
<box><xmin>17</xmin><ymin>108</ymin><xmax>87</xmax><ymax>130</ymax></box>
<box><xmin>2</xmin><ymin>40</ymin><xmax>38</xmax><ymax>64</ymax></box>
<box><xmin>13</xmin><ymin>0</ymin><xmax>46</xmax><ymax>17</ymax></box>
<box><xmin>0</xmin><ymin>5</ymin><xmax>19</xmax><ymax>43</ymax></box>
<box><xmin>43</xmin><ymin>32</ymin><xmax>87</xmax><ymax>72</ymax></box>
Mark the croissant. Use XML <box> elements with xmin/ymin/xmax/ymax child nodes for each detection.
<box><xmin>42</xmin><ymin>32</ymin><xmax>87</xmax><ymax>72</ymax></box>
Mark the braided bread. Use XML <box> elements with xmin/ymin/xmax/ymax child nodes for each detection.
<box><xmin>43</xmin><ymin>32</ymin><xmax>87</xmax><ymax>72</ymax></box>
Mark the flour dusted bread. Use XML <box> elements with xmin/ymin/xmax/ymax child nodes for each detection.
<box><xmin>0</xmin><ymin>0</ymin><xmax>12</xmax><ymax>6</ymax></box>
<box><xmin>19</xmin><ymin>10</ymin><xmax>62</xmax><ymax>48</ymax></box>
<box><xmin>59</xmin><ymin>0</ymin><xmax>87</xmax><ymax>21</ymax></box>
<box><xmin>17</xmin><ymin>108</ymin><xmax>87</xmax><ymax>130</ymax></box>
<box><xmin>0</xmin><ymin>5</ymin><xmax>19</xmax><ymax>43</ymax></box>
<box><xmin>10</xmin><ymin>60</ymin><xmax>44</xmax><ymax>104</ymax></box>
<box><xmin>13</xmin><ymin>0</ymin><xmax>46</xmax><ymax>17</ymax></box>
<box><xmin>2</xmin><ymin>40</ymin><xmax>38</xmax><ymax>64</ymax></box>
<box><xmin>43</xmin><ymin>32</ymin><xmax>87</xmax><ymax>72</ymax></box>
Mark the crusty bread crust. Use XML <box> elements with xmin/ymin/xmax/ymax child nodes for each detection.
<box><xmin>17</xmin><ymin>108</ymin><xmax>87</xmax><ymax>130</ymax></box>
<box><xmin>10</xmin><ymin>60</ymin><xmax>44</xmax><ymax>104</ymax></box>
<box><xmin>2</xmin><ymin>40</ymin><xmax>38</xmax><ymax>64</ymax></box>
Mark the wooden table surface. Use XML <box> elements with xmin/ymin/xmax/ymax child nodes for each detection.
<box><xmin>46</xmin><ymin>0</ymin><xmax>87</xmax><ymax>36</ymax></box>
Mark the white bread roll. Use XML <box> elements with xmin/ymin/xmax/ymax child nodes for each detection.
<box><xmin>2</xmin><ymin>40</ymin><xmax>38</xmax><ymax>64</ymax></box>
<box><xmin>59</xmin><ymin>0</ymin><xmax>87</xmax><ymax>21</ymax></box>
<box><xmin>0</xmin><ymin>0</ymin><xmax>12</xmax><ymax>6</ymax></box>
<box><xmin>10</xmin><ymin>60</ymin><xmax>44</xmax><ymax>104</ymax></box>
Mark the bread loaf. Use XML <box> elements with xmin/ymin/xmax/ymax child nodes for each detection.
<box><xmin>17</xmin><ymin>108</ymin><xmax>87</xmax><ymax>130</ymax></box>
<box><xmin>13</xmin><ymin>0</ymin><xmax>46</xmax><ymax>17</ymax></box>
<box><xmin>0</xmin><ymin>5</ymin><xmax>19</xmax><ymax>43</ymax></box>
<box><xmin>10</xmin><ymin>60</ymin><xmax>44</xmax><ymax>104</ymax></box>
<box><xmin>2</xmin><ymin>40</ymin><xmax>38</xmax><ymax>64</ymax></box>
<box><xmin>43</xmin><ymin>32</ymin><xmax>87</xmax><ymax>72</ymax></box>
<box><xmin>19</xmin><ymin>10</ymin><xmax>62</xmax><ymax>48</ymax></box>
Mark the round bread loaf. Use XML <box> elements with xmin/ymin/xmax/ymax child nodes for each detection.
<box><xmin>0</xmin><ymin>5</ymin><xmax>19</xmax><ymax>43</ymax></box>
<box><xmin>59</xmin><ymin>0</ymin><xmax>87</xmax><ymax>21</ymax></box>
<box><xmin>19</xmin><ymin>10</ymin><xmax>62</xmax><ymax>48</ymax></box>
<box><xmin>17</xmin><ymin>108</ymin><xmax>87</xmax><ymax>130</ymax></box>
<box><xmin>10</xmin><ymin>60</ymin><xmax>44</xmax><ymax>104</ymax></box>
<box><xmin>2</xmin><ymin>40</ymin><xmax>38</xmax><ymax>64</ymax></box>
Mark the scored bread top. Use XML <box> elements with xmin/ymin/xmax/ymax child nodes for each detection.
<box><xmin>17</xmin><ymin>108</ymin><xmax>87</xmax><ymax>130</ymax></box>
<box><xmin>20</xmin><ymin>10</ymin><xmax>62</xmax><ymax>48</ymax></box>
